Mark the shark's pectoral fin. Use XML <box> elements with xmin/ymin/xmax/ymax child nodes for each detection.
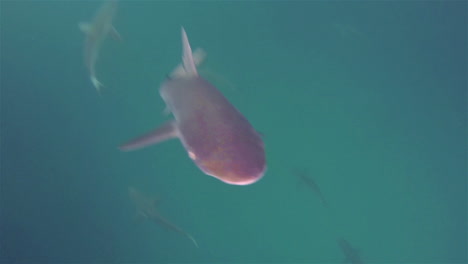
<box><xmin>119</xmin><ymin>121</ymin><xmax>178</xmax><ymax>151</ymax></box>
<box><xmin>110</xmin><ymin>26</ymin><xmax>122</xmax><ymax>41</ymax></box>
<box><xmin>163</xmin><ymin>106</ymin><xmax>171</xmax><ymax>116</ymax></box>
<box><xmin>186</xmin><ymin>233</ymin><xmax>199</xmax><ymax>248</ymax></box>
<box><xmin>78</xmin><ymin>22</ymin><xmax>92</xmax><ymax>34</ymax></box>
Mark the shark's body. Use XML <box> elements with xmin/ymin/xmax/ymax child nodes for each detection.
<box><xmin>128</xmin><ymin>187</ymin><xmax>198</xmax><ymax>248</ymax></box>
<box><xmin>79</xmin><ymin>0</ymin><xmax>120</xmax><ymax>93</ymax></box>
<box><xmin>295</xmin><ymin>169</ymin><xmax>328</xmax><ymax>207</ymax></box>
<box><xmin>338</xmin><ymin>238</ymin><xmax>364</xmax><ymax>264</ymax></box>
<box><xmin>120</xmin><ymin>28</ymin><xmax>266</xmax><ymax>185</ymax></box>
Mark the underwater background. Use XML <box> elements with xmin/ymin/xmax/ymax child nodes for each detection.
<box><xmin>1</xmin><ymin>1</ymin><xmax>466</xmax><ymax>263</ymax></box>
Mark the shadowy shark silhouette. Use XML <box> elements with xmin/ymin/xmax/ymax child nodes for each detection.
<box><xmin>128</xmin><ymin>187</ymin><xmax>198</xmax><ymax>248</ymax></box>
<box><xmin>338</xmin><ymin>238</ymin><xmax>364</xmax><ymax>264</ymax></box>
<box><xmin>294</xmin><ymin>169</ymin><xmax>329</xmax><ymax>208</ymax></box>
<box><xmin>79</xmin><ymin>0</ymin><xmax>121</xmax><ymax>93</ymax></box>
<box><xmin>119</xmin><ymin>28</ymin><xmax>266</xmax><ymax>186</ymax></box>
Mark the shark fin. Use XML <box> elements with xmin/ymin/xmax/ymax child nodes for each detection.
<box><xmin>163</xmin><ymin>106</ymin><xmax>171</xmax><ymax>116</ymax></box>
<box><xmin>180</xmin><ymin>27</ymin><xmax>198</xmax><ymax>77</ymax></box>
<box><xmin>170</xmin><ymin>48</ymin><xmax>206</xmax><ymax>78</ymax></box>
<box><xmin>119</xmin><ymin>121</ymin><xmax>178</xmax><ymax>151</ymax></box>
<box><xmin>110</xmin><ymin>26</ymin><xmax>122</xmax><ymax>41</ymax></box>
<box><xmin>78</xmin><ymin>22</ymin><xmax>92</xmax><ymax>34</ymax></box>
<box><xmin>186</xmin><ymin>233</ymin><xmax>199</xmax><ymax>248</ymax></box>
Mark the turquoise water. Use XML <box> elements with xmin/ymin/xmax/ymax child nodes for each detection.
<box><xmin>1</xmin><ymin>1</ymin><xmax>466</xmax><ymax>263</ymax></box>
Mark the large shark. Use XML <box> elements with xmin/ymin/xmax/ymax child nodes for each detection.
<box><xmin>120</xmin><ymin>28</ymin><xmax>266</xmax><ymax>185</ymax></box>
<box><xmin>338</xmin><ymin>238</ymin><xmax>364</xmax><ymax>264</ymax></box>
<box><xmin>79</xmin><ymin>0</ymin><xmax>120</xmax><ymax>93</ymax></box>
<box><xmin>128</xmin><ymin>187</ymin><xmax>198</xmax><ymax>248</ymax></box>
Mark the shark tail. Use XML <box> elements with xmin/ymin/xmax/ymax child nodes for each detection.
<box><xmin>90</xmin><ymin>76</ymin><xmax>104</xmax><ymax>94</ymax></box>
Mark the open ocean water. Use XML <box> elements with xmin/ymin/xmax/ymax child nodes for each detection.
<box><xmin>0</xmin><ymin>0</ymin><xmax>466</xmax><ymax>263</ymax></box>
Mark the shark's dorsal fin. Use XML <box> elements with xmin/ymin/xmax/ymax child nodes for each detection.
<box><xmin>170</xmin><ymin>48</ymin><xmax>206</xmax><ymax>78</ymax></box>
<box><xmin>181</xmin><ymin>27</ymin><xmax>198</xmax><ymax>77</ymax></box>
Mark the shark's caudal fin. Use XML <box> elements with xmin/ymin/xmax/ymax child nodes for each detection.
<box><xmin>119</xmin><ymin>121</ymin><xmax>178</xmax><ymax>151</ymax></box>
<box><xmin>181</xmin><ymin>27</ymin><xmax>198</xmax><ymax>77</ymax></box>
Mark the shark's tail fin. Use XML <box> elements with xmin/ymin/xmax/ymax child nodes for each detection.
<box><xmin>91</xmin><ymin>76</ymin><xmax>104</xmax><ymax>94</ymax></box>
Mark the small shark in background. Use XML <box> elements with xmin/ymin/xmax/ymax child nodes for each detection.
<box><xmin>128</xmin><ymin>187</ymin><xmax>199</xmax><ymax>248</ymax></box>
<box><xmin>79</xmin><ymin>0</ymin><xmax>121</xmax><ymax>93</ymax></box>
<box><xmin>120</xmin><ymin>27</ymin><xmax>266</xmax><ymax>186</ymax></box>
<box><xmin>338</xmin><ymin>238</ymin><xmax>364</xmax><ymax>264</ymax></box>
<box><xmin>294</xmin><ymin>169</ymin><xmax>329</xmax><ymax>207</ymax></box>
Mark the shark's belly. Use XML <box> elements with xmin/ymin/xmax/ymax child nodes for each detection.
<box><xmin>164</xmin><ymin>78</ymin><xmax>265</xmax><ymax>185</ymax></box>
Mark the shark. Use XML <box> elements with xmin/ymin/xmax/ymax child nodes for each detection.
<box><xmin>120</xmin><ymin>28</ymin><xmax>266</xmax><ymax>185</ymax></box>
<box><xmin>128</xmin><ymin>187</ymin><xmax>198</xmax><ymax>248</ymax></box>
<box><xmin>79</xmin><ymin>0</ymin><xmax>121</xmax><ymax>93</ymax></box>
<box><xmin>338</xmin><ymin>238</ymin><xmax>364</xmax><ymax>264</ymax></box>
<box><xmin>294</xmin><ymin>169</ymin><xmax>329</xmax><ymax>207</ymax></box>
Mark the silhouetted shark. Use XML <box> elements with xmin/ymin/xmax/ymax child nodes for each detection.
<box><xmin>79</xmin><ymin>0</ymin><xmax>121</xmax><ymax>93</ymax></box>
<box><xmin>120</xmin><ymin>28</ymin><xmax>266</xmax><ymax>185</ymax></box>
<box><xmin>294</xmin><ymin>169</ymin><xmax>329</xmax><ymax>208</ymax></box>
<box><xmin>128</xmin><ymin>187</ymin><xmax>198</xmax><ymax>248</ymax></box>
<box><xmin>338</xmin><ymin>238</ymin><xmax>364</xmax><ymax>264</ymax></box>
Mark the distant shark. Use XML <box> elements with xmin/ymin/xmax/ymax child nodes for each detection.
<box><xmin>120</xmin><ymin>27</ymin><xmax>266</xmax><ymax>185</ymax></box>
<box><xmin>79</xmin><ymin>0</ymin><xmax>121</xmax><ymax>93</ymax></box>
<box><xmin>294</xmin><ymin>169</ymin><xmax>329</xmax><ymax>207</ymax></box>
<box><xmin>128</xmin><ymin>187</ymin><xmax>199</xmax><ymax>248</ymax></box>
<box><xmin>338</xmin><ymin>238</ymin><xmax>364</xmax><ymax>264</ymax></box>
